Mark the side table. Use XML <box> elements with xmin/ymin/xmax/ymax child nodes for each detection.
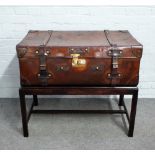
<box><xmin>19</xmin><ymin>86</ymin><xmax>138</xmax><ymax>137</ymax></box>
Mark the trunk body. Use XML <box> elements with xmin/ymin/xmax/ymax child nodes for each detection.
<box><xmin>16</xmin><ymin>30</ymin><xmax>142</xmax><ymax>87</ymax></box>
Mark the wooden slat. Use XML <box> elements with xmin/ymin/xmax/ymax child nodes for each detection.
<box><xmin>32</xmin><ymin>109</ymin><xmax>126</xmax><ymax>114</ymax></box>
<box><xmin>104</xmin><ymin>30</ymin><xmax>142</xmax><ymax>46</ymax></box>
<box><xmin>17</xmin><ymin>31</ymin><xmax>52</xmax><ymax>47</ymax></box>
<box><xmin>47</xmin><ymin>31</ymin><xmax>110</xmax><ymax>46</ymax></box>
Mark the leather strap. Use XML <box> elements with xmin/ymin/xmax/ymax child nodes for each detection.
<box><xmin>37</xmin><ymin>31</ymin><xmax>53</xmax><ymax>85</ymax></box>
<box><xmin>108</xmin><ymin>44</ymin><xmax>122</xmax><ymax>85</ymax></box>
<box><xmin>37</xmin><ymin>45</ymin><xmax>49</xmax><ymax>86</ymax></box>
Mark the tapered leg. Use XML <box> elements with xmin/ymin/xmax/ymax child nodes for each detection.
<box><xmin>19</xmin><ymin>89</ymin><xmax>28</xmax><ymax>137</ymax></box>
<box><xmin>119</xmin><ymin>94</ymin><xmax>124</xmax><ymax>106</ymax></box>
<box><xmin>128</xmin><ymin>90</ymin><xmax>138</xmax><ymax>137</ymax></box>
<box><xmin>33</xmin><ymin>95</ymin><xmax>38</xmax><ymax>106</ymax></box>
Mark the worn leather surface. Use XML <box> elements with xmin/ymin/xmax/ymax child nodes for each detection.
<box><xmin>47</xmin><ymin>31</ymin><xmax>110</xmax><ymax>46</ymax></box>
<box><xmin>16</xmin><ymin>30</ymin><xmax>143</xmax><ymax>86</ymax></box>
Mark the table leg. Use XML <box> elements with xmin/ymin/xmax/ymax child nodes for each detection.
<box><xmin>119</xmin><ymin>94</ymin><xmax>124</xmax><ymax>106</ymax></box>
<box><xmin>128</xmin><ymin>90</ymin><xmax>138</xmax><ymax>137</ymax></box>
<box><xmin>19</xmin><ymin>89</ymin><xmax>29</xmax><ymax>137</ymax></box>
<box><xmin>33</xmin><ymin>95</ymin><xmax>38</xmax><ymax>106</ymax></box>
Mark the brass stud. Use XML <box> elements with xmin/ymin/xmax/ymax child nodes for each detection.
<box><xmin>96</xmin><ymin>66</ymin><xmax>99</xmax><ymax>70</ymax></box>
<box><xmin>46</xmin><ymin>50</ymin><xmax>50</xmax><ymax>54</ymax></box>
<box><xmin>60</xmin><ymin>66</ymin><xmax>64</xmax><ymax>70</ymax></box>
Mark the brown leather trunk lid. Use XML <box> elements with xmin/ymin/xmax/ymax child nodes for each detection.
<box><xmin>16</xmin><ymin>30</ymin><xmax>142</xmax><ymax>86</ymax></box>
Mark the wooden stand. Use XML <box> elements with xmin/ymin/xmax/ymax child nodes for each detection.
<box><xmin>19</xmin><ymin>86</ymin><xmax>138</xmax><ymax>137</ymax></box>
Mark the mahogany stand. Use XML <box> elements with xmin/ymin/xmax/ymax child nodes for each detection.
<box><xmin>19</xmin><ymin>86</ymin><xmax>138</xmax><ymax>137</ymax></box>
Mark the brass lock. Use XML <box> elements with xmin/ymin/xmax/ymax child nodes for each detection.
<box><xmin>71</xmin><ymin>54</ymin><xmax>86</xmax><ymax>67</ymax></box>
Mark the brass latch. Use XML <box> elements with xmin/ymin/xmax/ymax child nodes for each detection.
<box><xmin>71</xmin><ymin>54</ymin><xmax>86</xmax><ymax>67</ymax></box>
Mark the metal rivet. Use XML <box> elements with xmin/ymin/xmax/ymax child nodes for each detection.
<box><xmin>48</xmin><ymin>74</ymin><xmax>51</xmax><ymax>77</ymax></box>
<box><xmin>35</xmin><ymin>50</ymin><xmax>39</xmax><ymax>54</ymax></box>
<box><xmin>46</xmin><ymin>50</ymin><xmax>50</xmax><ymax>54</ymax></box>
<box><xmin>96</xmin><ymin>66</ymin><xmax>99</xmax><ymax>70</ymax></box>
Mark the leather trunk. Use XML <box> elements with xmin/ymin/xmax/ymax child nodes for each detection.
<box><xmin>16</xmin><ymin>30</ymin><xmax>143</xmax><ymax>87</ymax></box>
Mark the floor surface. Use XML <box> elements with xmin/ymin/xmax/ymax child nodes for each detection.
<box><xmin>0</xmin><ymin>98</ymin><xmax>154</xmax><ymax>150</ymax></box>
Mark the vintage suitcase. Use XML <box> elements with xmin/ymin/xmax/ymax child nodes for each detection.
<box><xmin>16</xmin><ymin>30</ymin><xmax>143</xmax><ymax>86</ymax></box>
